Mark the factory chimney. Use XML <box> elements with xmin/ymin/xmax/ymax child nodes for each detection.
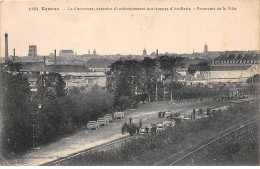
<box><xmin>43</xmin><ymin>55</ymin><xmax>46</xmax><ymax>73</ymax></box>
<box><xmin>156</xmin><ymin>49</ymin><xmax>158</xmax><ymax>57</ymax></box>
<box><xmin>54</xmin><ymin>49</ymin><xmax>57</xmax><ymax>66</ymax></box>
<box><xmin>12</xmin><ymin>49</ymin><xmax>15</xmax><ymax>62</ymax></box>
<box><xmin>43</xmin><ymin>55</ymin><xmax>46</xmax><ymax>65</ymax></box>
<box><xmin>5</xmin><ymin>33</ymin><xmax>9</xmax><ymax>61</ymax></box>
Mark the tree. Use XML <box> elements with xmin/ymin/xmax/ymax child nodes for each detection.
<box><xmin>246</xmin><ymin>74</ymin><xmax>260</xmax><ymax>83</ymax></box>
<box><xmin>187</xmin><ymin>61</ymin><xmax>210</xmax><ymax>75</ymax></box>
<box><xmin>159</xmin><ymin>55</ymin><xmax>185</xmax><ymax>101</ymax></box>
<box><xmin>106</xmin><ymin>59</ymin><xmax>144</xmax><ymax>108</ymax></box>
<box><xmin>117</xmin><ymin>95</ymin><xmax>132</xmax><ymax>110</ymax></box>
<box><xmin>69</xmin><ymin>86</ymin><xmax>81</xmax><ymax>95</ymax></box>
<box><xmin>36</xmin><ymin>72</ymin><xmax>67</xmax><ymax>99</ymax></box>
<box><xmin>141</xmin><ymin>57</ymin><xmax>160</xmax><ymax>102</ymax></box>
<box><xmin>197</xmin><ymin>62</ymin><xmax>210</xmax><ymax>71</ymax></box>
<box><xmin>55</xmin><ymin>73</ymin><xmax>67</xmax><ymax>97</ymax></box>
<box><xmin>187</xmin><ymin>64</ymin><xmax>197</xmax><ymax>75</ymax></box>
<box><xmin>1</xmin><ymin>60</ymin><xmax>22</xmax><ymax>72</ymax></box>
<box><xmin>0</xmin><ymin>62</ymin><xmax>32</xmax><ymax>156</ymax></box>
<box><xmin>106</xmin><ymin>60</ymin><xmax>125</xmax><ymax>94</ymax></box>
<box><xmin>247</xmin><ymin>84</ymin><xmax>259</xmax><ymax>94</ymax></box>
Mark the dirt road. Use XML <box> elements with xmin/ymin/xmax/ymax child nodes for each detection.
<box><xmin>8</xmin><ymin>100</ymin><xmax>229</xmax><ymax>166</ymax></box>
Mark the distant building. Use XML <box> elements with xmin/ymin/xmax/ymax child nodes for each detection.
<box><xmin>28</xmin><ymin>45</ymin><xmax>37</xmax><ymax>58</ymax></box>
<box><xmin>19</xmin><ymin>62</ymin><xmax>107</xmax><ymax>90</ymax></box>
<box><xmin>93</xmin><ymin>49</ymin><xmax>96</xmax><ymax>55</ymax></box>
<box><xmin>59</xmin><ymin>50</ymin><xmax>74</xmax><ymax>58</ymax></box>
<box><xmin>204</xmin><ymin>43</ymin><xmax>208</xmax><ymax>53</ymax></box>
<box><xmin>211</xmin><ymin>51</ymin><xmax>258</xmax><ymax>65</ymax></box>
<box><xmin>208</xmin><ymin>51</ymin><xmax>260</xmax><ymax>83</ymax></box>
<box><xmin>187</xmin><ymin>51</ymin><xmax>260</xmax><ymax>83</ymax></box>
<box><xmin>143</xmin><ymin>48</ymin><xmax>147</xmax><ymax>55</ymax></box>
<box><xmin>180</xmin><ymin>50</ymin><xmax>259</xmax><ymax>84</ymax></box>
<box><xmin>89</xmin><ymin>67</ymin><xmax>110</xmax><ymax>72</ymax></box>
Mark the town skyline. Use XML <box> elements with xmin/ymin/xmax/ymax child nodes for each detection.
<box><xmin>0</xmin><ymin>0</ymin><xmax>259</xmax><ymax>57</ymax></box>
<box><xmin>1</xmin><ymin>36</ymin><xmax>259</xmax><ymax>58</ymax></box>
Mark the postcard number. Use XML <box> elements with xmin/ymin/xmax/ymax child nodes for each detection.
<box><xmin>29</xmin><ymin>7</ymin><xmax>38</xmax><ymax>11</ymax></box>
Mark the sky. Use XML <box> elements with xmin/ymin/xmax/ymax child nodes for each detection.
<box><xmin>0</xmin><ymin>0</ymin><xmax>259</xmax><ymax>57</ymax></box>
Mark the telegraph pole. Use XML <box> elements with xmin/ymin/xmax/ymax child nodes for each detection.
<box><xmin>31</xmin><ymin>104</ymin><xmax>42</xmax><ymax>149</ymax></box>
<box><xmin>155</xmin><ymin>82</ymin><xmax>158</xmax><ymax>101</ymax></box>
<box><xmin>251</xmin><ymin>66</ymin><xmax>254</xmax><ymax>83</ymax></box>
<box><xmin>163</xmin><ymin>80</ymin><xmax>165</xmax><ymax>101</ymax></box>
<box><xmin>155</xmin><ymin>52</ymin><xmax>159</xmax><ymax>101</ymax></box>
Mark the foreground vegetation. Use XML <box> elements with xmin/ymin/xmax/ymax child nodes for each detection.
<box><xmin>0</xmin><ymin>62</ymin><xmax>114</xmax><ymax>158</ymax></box>
<box><xmin>196</xmin><ymin>124</ymin><xmax>259</xmax><ymax>166</ymax></box>
<box><xmin>60</xmin><ymin>101</ymin><xmax>259</xmax><ymax>166</ymax></box>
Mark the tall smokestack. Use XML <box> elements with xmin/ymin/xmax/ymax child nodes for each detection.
<box><xmin>54</xmin><ymin>49</ymin><xmax>56</xmax><ymax>65</ymax></box>
<box><xmin>156</xmin><ymin>49</ymin><xmax>158</xmax><ymax>57</ymax></box>
<box><xmin>5</xmin><ymin>33</ymin><xmax>9</xmax><ymax>61</ymax></box>
<box><xmin>13</xmin><ymin>49</ymin><xmax>15</xmax><ymax>62</ymax></box>
<box><xmin>43</xmin><ymin>55</ymin><xmax>46</xmax><ymax>72</ymax></box>
<box><xmin>43</xmin><ymin>55</ymin><xmax>46</xmax><ymax>65</ymax></box>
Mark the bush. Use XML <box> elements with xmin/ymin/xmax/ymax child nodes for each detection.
<box><xmin>36</xmin><ymin>89</ymin><xmax>114</xmax><ymax>146</ymax></box>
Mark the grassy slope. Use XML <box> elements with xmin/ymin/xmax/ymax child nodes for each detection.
<box><xmin>194</xmin><ymin>125</ymin><xmax>259</xmax><ymax>166</ymax></box>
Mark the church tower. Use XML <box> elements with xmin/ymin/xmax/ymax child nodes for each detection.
<box><xmin>143</xmin><ymin>48</ymin><xmax>147</xmax><ymax>55</ymax></box>
<box><xmin>204</xmin><ymin>43</ymin><xmax>208</xmax><ymax>53</ymax></box>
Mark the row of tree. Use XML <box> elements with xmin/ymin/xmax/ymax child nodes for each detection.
<box><xmin>106</xmin><ymin>56</ymin><xmax>211</xmax><ymax>109</ymax></box>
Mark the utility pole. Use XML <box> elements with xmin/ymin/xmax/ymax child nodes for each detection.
<box><xmin>155</xmin><ymin>55</ymin><xmax>159</xmax><ymax>101</ymax></box>
<box><xmin>31</xmin><ymin>104</ymin><xmax>42</xmax><ymax>149</ymax></box>
<box><xmin>32</xmin><ymin>124</ymin><xmax>36</xmax><ymax>149</ymax></box>
<box><xmin>240</xmin><ymin>63</ymin><xmax>242</xmax><ymax>83</ymax></box>
<box><xmin>251</xmin><ymin>67</ymin><xmax>254</xmax><ymax>83</ymax></box>
<box><xmin>163</xmin><ymin>80</ymin><xmax>165</xmax><ymax>101</ymax></box>
<box><xmin>155</xmin><ymin>82</ymin><xmax>158</xmax><ymax>101</ymax></box>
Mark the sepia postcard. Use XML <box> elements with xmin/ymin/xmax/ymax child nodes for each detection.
<box><xmin>0</xmin><ymin>0</ymin><xmax>259</xmax><ymax>166</ymax></box>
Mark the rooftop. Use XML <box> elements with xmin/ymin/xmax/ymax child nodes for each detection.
<box><xmin>60</xmin><ymin>50</ymin><xmax>74</xmax><ymax>54</ymax></box>
<box><xmin>214</xmin><ymin>51</ymin><xmax>259</xmax><ymax>61</ymax></box>
<box><xmin>20</xmin><ymin>62</ymin><xmax>91</xmax><ymax>73</ymax></box>
<box><xmin>210</xmin><ymin>65</ymin><xmax>252</xmax><ymax>71</ymax></box>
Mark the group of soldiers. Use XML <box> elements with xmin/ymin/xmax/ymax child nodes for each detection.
<box><xmin>121</xmin><ymin>118</ymin><xmax>142</xmax><ymax>136</ymax></box>
<box><xmin>121</xmin><ymin>107</ymin><xmax>214</xmax><ymax>136</ymax></box>
<box><xmin>121</xmin><ymin>118</ymin><xmax>163</xmax><ymax>136</ymax></box>
<box><xmin>158</xmin><ymin>111</ymin><xmax>181</xmax><ymax>119</ymax></box>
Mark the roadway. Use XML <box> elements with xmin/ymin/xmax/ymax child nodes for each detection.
<box><xmin>8</xmin><ymin>99</ymin><xmax>230</xmax><ymax>166</ymax></box>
